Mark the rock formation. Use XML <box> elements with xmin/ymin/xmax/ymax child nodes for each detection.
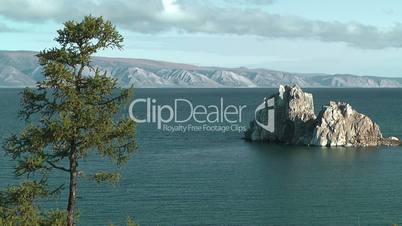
<box><xmin>247</xmin><ymin>85</ymin><xmax>316</xmax><ymax>145</ymax></box>
<box><xmin>311</xmin><ymin>101</ymin><xmax>382</xmax><ymax>147</ymax></box>
<box><xmin>245</xmin><ymin>85</ymin><xmax>401</xmax><ymax>147</ymax></box>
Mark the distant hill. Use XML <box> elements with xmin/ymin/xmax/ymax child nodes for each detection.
<box><xmin>1</xmin><ymin>50</ymin><xmax>402</xmax><ymax>88</ymax></box>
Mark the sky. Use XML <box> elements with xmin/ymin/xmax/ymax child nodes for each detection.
<box><xmin>1</xmin><ymin>0</ymin><xmax>402</xmax><ymax>77</ymax></box>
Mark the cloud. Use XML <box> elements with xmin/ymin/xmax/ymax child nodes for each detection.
<box><xmin>222</xmin><ymin>0</ymin><xmax>275</xmax><ymax>5</ymax></box>
<box><xmin>0</xmin><ymin>22</ymin><xmax>16</xmax><ymax>32</ymax></box>
<box><xmin>0</xmin><ymin>0</ymin><xmax>401</xmax><ymax>49</ymax></box>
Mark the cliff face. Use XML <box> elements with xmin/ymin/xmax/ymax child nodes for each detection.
<box><xmin>246</xmin><ymin>85</ymin><xmax>401</xmax><ymax>147</ymax></box>
<box><xmin>311</xmin><ymin>102</ymin><xmax>383</xmax><ymax>147</ymax></box>
<box><xmin>247</xmin><ymin>85</ymin><xmax>316</xmax><ymax>145</ymax></box>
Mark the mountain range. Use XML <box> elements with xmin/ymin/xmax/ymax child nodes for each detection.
<box><xmin>1</xmin><ymin>50</ymin><xmax>402</xmax><ymax>88</ymax></box>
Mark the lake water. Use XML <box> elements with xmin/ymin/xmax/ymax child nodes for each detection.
<box><xmin>1</xmin><ymin>88</ymin><xmax>402</xmax><ymax>225</ymax></box>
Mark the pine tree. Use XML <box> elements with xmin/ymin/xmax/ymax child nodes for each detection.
<box><xmin>3</xmin><ymin>15</ymin><xmax>136</xmax><ymax>226</ymax></box>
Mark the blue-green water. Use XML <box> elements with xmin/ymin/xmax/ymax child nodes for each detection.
<box><xmin>1</xmin><ymin>88</ymin><xmax>402</xmax><ymax>225</ymax></box>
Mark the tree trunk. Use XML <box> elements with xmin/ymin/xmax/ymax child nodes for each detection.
<box><xmin>68</xmin><ymin>70</ymin><xmax>81</xmax><ymax>226</ymax></box>
<box><xmin>67</xmin><ymin>152</ymin><xmax>78</xmax><ymax>226</ymax></box>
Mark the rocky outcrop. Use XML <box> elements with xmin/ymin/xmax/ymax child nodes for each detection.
<box><xmin>311</xmin><ymin>102</ymin><xmax>383</xmax><ymax>147</ymax></box>
<box><xmin>247</xmin><ymin>85</ymin><xmax>316</xmax><ymax>145</ymax></box>
<box><xmin>246</xmin><ymin>85</ymin><xmax>401</xmax><ymax>147</ymax></box>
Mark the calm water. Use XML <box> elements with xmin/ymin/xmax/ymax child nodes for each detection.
<box><xmin>1</xmin><ymin>88</ymin><xmax>402</xmax><ymax>225</ymax></box>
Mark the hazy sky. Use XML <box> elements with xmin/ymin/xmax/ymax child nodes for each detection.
<box><xmin>1</xmin><ymin>0</ymin><xmax>402</xmax><ymax>77</ymax></box>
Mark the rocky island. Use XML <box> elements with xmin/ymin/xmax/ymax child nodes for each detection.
<box><xmin>245</xmin><ymin>85</ymin><xmax>401</xmax><ymax>147</ymax></box>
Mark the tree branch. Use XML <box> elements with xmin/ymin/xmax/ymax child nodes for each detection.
<box><xmin>46</xmin><ymin>161</ymin><xmax>70</xmax><ymax>172</ymax></box>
